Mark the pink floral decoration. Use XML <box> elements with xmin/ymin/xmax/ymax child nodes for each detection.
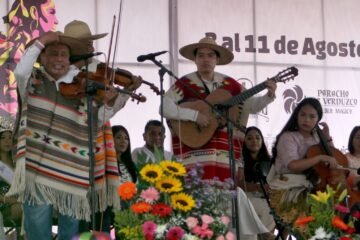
<box><xmin>225</xmin><ymin>231</ymin><xmax>236</xmax><ymax>240</ymax></box>
<box><xmin>334</xmin><ymin>204</ymin><xmax>350</xmax><ymax>214</ymax></box>
<box><xmin>185</xmin><ymin>216</ymin><xmax>198</xmax><ymax>229</ymax></box>
<box><xmin>142</xmin><ymin>221</ymin><xmax>157</xmax><ymax>236</ymax></box>
<box><xmin>192</xmin><ymin>223</ymin><xmax>214</xmax><ymax>238</ymax></box>
<box><xmin>220</xmin><ymin>216</ymin><xmax>230</xmax><ymax>226</ymax></box>
<box><xmin>140</xmin><ymin>187</ymin><xmax>160</xmax><ymax>203</ymax></box>
<box><xmin>201</xmin><ymin>214</ymin><xmax>214</xmax><ymax>224</ymax></box>
<box><xmin>166</xmin><ymin>226</ymin><xmax>184</xmax><ymax>240</ymax></box>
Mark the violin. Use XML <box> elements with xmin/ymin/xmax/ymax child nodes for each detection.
<box><xmin>306</xmin><ymin>126</ymin><xmax>360</xmax><ymax>207</ymax></box>
<box><xmin>59</xmin><ymin>66</ymin><xmax>146</xmax><ymax>103</ymax></box>
<box><xmin>96</xmin><ymin>62</ymin><xmax>162</xmax><ymax>95</ymax></box>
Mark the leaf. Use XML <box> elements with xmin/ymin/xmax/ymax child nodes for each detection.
<box><xmin>337</xmin><ymin>188</ymin><xmax>348</xmax><ymax>203</ymax></box>
<box><xmin>153</xmin><ymin>146</ymin><xmax>165</xmax><ymax>162</ymax></box>
<box><xmin>135</xmin><ymin>151</ymin><xmax>149</xmax><ymax>169</ymax></box>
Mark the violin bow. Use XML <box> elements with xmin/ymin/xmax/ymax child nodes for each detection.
<box><xmin>109</xmin><ymin>0</ymin><xmax>123</xmax><ymax>85</ymax></box>
<box><xmin>106</xmin><ymin>15</ymin><xmax>116</xmax><ymax>83</ymax></box>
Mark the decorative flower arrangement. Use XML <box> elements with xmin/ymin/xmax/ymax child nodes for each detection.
<box><xmin>293</xmin><ymin>184</ymin><xmax>360</xmax><ymax>240</ymax></box>
<box><xmin>114</xmin><ymin>160</ymin><xmax>235</xmax><ymax>240</ymax></box>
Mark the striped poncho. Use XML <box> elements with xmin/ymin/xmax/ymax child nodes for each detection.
<box><xmin>167</xmin><ymin>72</ymin><xmax>244</xmax><ymax>181</ymax></box>
<box><xmin>8</xmin><ymin>69</ymin><xmax>120</xmax><ymax>220</ymax></box>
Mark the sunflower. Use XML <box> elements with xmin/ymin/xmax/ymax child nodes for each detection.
<box><xmin>140</xmin><ymin>164</ymin><xmax>163</xmax><ymax>183</ymax></box>
<box><xmin>160</xmin><ymin>160</ymin><xmax>186</xmax><ymax>176</ymax></box>
<box><xmin>118</xmin><ymin>182</ymin><xmax>137</xmax><ymax>200</ymax></box>
<box><xmin>155</xmin><ymin>176</ymin><xmax>183</xmax><ymax>193</ymax></box>
<box><xmin>171</xmin><ymin>193</ymin><xmax>195</xmax><ymax>212</ymax></box>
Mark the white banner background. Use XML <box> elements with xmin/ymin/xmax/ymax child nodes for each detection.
<box><xmin>1</xmin><ymin>0</ymin><xmax>359</xmax><ymax>153</ymax></box>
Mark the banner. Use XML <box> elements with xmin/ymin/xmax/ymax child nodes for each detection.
<box><xmin>1</xmin><ymin>0</ymin><xmax>359</xmax><ymax>152</ymax></box>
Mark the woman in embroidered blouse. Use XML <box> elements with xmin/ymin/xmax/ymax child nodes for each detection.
<box><xmin>272</xmin><ymin>97</ymin><xmax>337</xmax><ymax>175</ymax></box>
<box><xmin>346</xmin><ymin>126</ymin><xmax>360</xmax><ymax>191</ymax></box>
<box><xmin>268</xmin><ymin>97</ymin><xmax>338</xmax><ymax>225</ymax></box>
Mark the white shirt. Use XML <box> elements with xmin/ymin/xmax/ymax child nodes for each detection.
<box><xmin>132</xmin><ymin>145</ymin><xmax>174</xmax><ymax>166</ymax></box>
<box><xmin>14</xmin><ymin>40</ymin><xmax>130</xmax><ymax>126</ymax></box>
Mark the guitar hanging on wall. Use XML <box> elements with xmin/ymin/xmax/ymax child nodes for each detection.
<box><xmin>169</xmin><ymin>66</ymin><xmax>299</xmax><ymax>148</ymax></box>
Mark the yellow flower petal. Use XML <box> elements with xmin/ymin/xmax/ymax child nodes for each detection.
<box><xmin>140</xmin><ymin>164</ymin><xmax>163</xmax><ymax>183</ymax></box>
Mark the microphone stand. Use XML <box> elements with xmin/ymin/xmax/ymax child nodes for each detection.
<box><xmin>215</xmin><ymin>105</ymin><xmax>241</xmax><ymax>240</ymax></box>
<box><xmin>255</xmin><ymin>164</ymin><xmax>293</xmax><ymax>240</ymax></box>
<box><xmin>83</xmin><ymin>59</ymin><xmax>97</xmax><ymax>231</ymax></box>
<box><xmin>146</xmin><ymin>56</ymin><xmax>241</xmax><ymax>238</ymax></box>
<box><xmin>147</xmin><ymin>57</ymin><xmax>177</xmax><ymax>129</ymax></box>
<box><xmin>158</xmin><ymin>67</ymin><xmax>166</xmax><ymax>130</ymax></box>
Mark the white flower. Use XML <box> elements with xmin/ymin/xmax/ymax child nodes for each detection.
<box><xmin>309</xmin><ymin>227</ymin><xmax>333</xmax><ymax>240</ymax></box>
<box><xmin>156</xmin><ymin>224</ymin><xmax>168</xmax><ymax>237</ymax></box>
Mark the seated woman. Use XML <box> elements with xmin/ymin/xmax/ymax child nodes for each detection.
<box><xmin>238</xmin><ymin>126</ymin><xmax>275</xmax><ymax>239</ymax></box>
<box><xmin>346</xmin><ymin>126</ymin><xmax>360</xmax><ymax>191</ymax></box>
<box><xmin>0</xmin><ymin>116</ymin><xmax>22</xmax><ymax>238</ymax></box>
<box><xmin>345</xmin><ymin>125</ymin><xmax>360</xmax><ymax>234</ymax></box>
<box><xmin>267</xmin><ymin>97</ymin><xmax>338</xmax><ymax>225</ymax></box>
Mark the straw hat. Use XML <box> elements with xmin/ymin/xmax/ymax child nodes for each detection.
<box><xmin>0</xmin><ymin>116</ymin><xmax>14</xmax><ymax>133</ymax></box>
<box><xmin>26</xmin><ymin>32</ymin><xmax>88</xmax><ymax>57</ymax></box>
<box><xmin>56</xmin><ymin>33</ymin><xmax>89</xmax><ymax>55</ymax></box>
<box><xmin>179</xmin><ymin>37</ymin><xmax>234</xmax><ymax>65</ymax></box>
<box><xmin>64</xmin><ymin>20</ymin><xmax>108</xmax><ymax>40</ymax></box>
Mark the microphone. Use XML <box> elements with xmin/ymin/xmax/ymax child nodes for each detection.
<box><xmin>137</xmin><ymin>50</ymin><xmax>167</xmax><ymax>62</ymax></box>
<box><xmin>70</xmin><ymin>52</ymin><xmax>102</xmax><ymax>63</ymax></box>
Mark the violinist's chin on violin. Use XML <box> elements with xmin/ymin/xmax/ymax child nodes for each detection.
<box><xmin>58</xmin><ymin>71</ymin><xmax>146</xmax><ymax>104</ymax></box>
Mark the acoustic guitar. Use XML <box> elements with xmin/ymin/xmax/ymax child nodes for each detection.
<box><xmin>169</xmin><ymin>66</ymin><xmax>298</xmax><ymax>148</ymax></box>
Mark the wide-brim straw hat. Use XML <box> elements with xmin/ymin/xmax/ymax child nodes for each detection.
<box><xmin>179</xmin><ymin>37</ymin><xmax>234</xmax><ymax>65</ymax></box>
<box><xmin>26</xmin><ymin>32</ymin><xmax>88</xmax><ymax>57</ymax></box>
<box><xmin>56</xmin><ymin>33</ymin><xmax>89</xmax><ymax>55</ymax></box>
<box><xmin>0</xmin><ymin>116</ymin><xmax>14</xmax><ymax>133</ymax></box>
<box><xmin>64</xmin><ymin>20</ymin><xmax>108</xmax><ymax>40</ymax></box>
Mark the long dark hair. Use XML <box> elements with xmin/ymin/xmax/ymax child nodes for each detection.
<box><xmin>0</xmin><ymin>131</ymin><xmax>13</xmax><ymax>163</ymax></box>
<box><xmin>112</xmin><ymin>125</ymin><xmax>137</xmax><ymax>182</ymax></box>
<box><xmin>243</xmin><ymin>126</ymin><xmax>271</xmax><ymax>182</ymax></box>
<box><xmin>348</xmin><ymin>126</ymin><xmax>360</xmax><ymax>154</ymax></box>
<box><xmin>271</xmin><ymin>97</ymin><xmax>323</xmax><ymax>163</ymax></box>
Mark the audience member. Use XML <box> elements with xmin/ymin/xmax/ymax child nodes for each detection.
<box><xmin>238</xmin><ymin>126</ymin><xmax>275</xmax><ymax>240</ymax></box>
<box><xmin>132</xmin><ymin>120</ymin><xmax>174</xmax><ymax>167</ymax></box>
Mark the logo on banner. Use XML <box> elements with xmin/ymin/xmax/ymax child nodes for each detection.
<box><xmin>283</xmin><ymin>85</ymin><xmax>304</xmax><ymax>113</ymax></box>
<box><xmin>317</xmin><ymin>89</ymin><xmax>358</xmax><ymax>115</ymax></box>
<box><xmin>280</xmin><ymin>85</ymin><xmax>358</xmax><ymax>116</ymax></box>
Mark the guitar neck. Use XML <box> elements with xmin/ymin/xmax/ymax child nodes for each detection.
<box><xmin>222</xmin><ymin>81</ymin><xmax>267</xmax><ymax>106</ymax></box>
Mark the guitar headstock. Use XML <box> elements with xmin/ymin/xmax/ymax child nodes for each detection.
<box><xmin>272</xmin><ymin>66</ymin><xmax>298</xmax><ymax>83</ymax></box>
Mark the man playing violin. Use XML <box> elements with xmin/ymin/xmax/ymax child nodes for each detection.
<box><xmin>62</xmin><ymin>20</ymin><xmax>143</xmax><ymax>237</ymax></box>
<box><xmin>62</xmin><ymin>20</ymin><xmax>142</xmax><ymax>95</ymax></box>
<box><xmin>8</xmin><ymin>31</ymin><xmax>131</xmax><ymax>240</ymax></box>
